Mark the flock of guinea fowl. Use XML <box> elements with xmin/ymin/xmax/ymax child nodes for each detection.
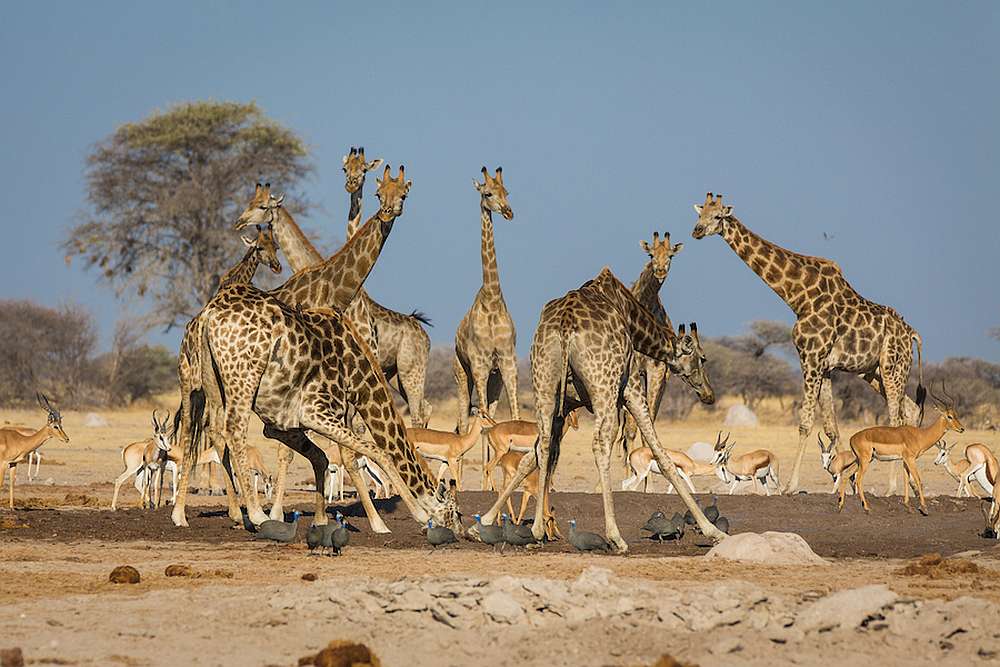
<box><xmin>4</xmin><ymin>146</ymin><xmax>997</xmax><ymax>552</ymax></box>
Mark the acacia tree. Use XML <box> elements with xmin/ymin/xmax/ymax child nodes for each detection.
<box><xmin>64</xmin><ymin>101</ymin><xmax>312</xmax><ymax>330</ymax></box>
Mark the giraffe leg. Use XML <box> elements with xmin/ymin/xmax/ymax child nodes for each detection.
<box><xmin>262</xmin><ymin>425</ymin><xmax>330</xmax><ymax>526</ymax></box>
<box><xmin>591</xmin><ymin>410</ymin><xmax>628</xmax><ymax>552</ymax></box>
<box><xmin>497</xmin><ymin>352</ymin><xmax>520</xmax><ymax>421</ymax></box>
<box><xmin>452</xmin><ymin>354</ymin><xmax>472</xmax><ymax>438</ymax></box>
<box><xmin>623</xmin><ymin>376</ymin><xmax>725</xmax><ymax>540</ymax></box>
<box><xmin>397</xmin><ymin>358</ymin><xmax>428</xmax><ymax>428</ymax></box>
<box><xmin>479</xmin><ymin>446</ymin><xmax>538</xmax><ymax>528</ymax></box>
<box><xmin>818</xmin><ymin>375</ymin><xmax>841</xmax><ymax>453</ymax></box>
<box><xmin>211</xmin><ymin>435</ymin><xmax>243</xmax><ymax>525</ymax></box>
<box><xmin>784</xmin><ymin>366</ymin><xmax>824</xmax><ymax>494</ymax></box>
<box><xmin>220</xmin><ymin>403</ymin><xmax>268</xmax><ymax>527</ymax></box>
<box><xmin>268</xmin><ymin>446</ymin><xmax>295</xmax><ymax>520</ymax></box>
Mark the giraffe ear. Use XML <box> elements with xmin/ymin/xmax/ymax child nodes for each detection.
<box><xmin>671</xmin><ymin>242</ymin><xmax>684</xmax><ymax>255</ymax></box>
<box><xmin>241</xmin><ymin>235</ymin><xmax>254</xmax><ymax>247</ymax></box>
<box><xmin>640</xmin><ymin>240</ymin><xmax>652</xmax><ymax>254</ymax></box>
<box><xmin>473</xmin><ymin>179</ymin><xmax>484</xmax><ymax>193</ymax></box>
<box><xmin>366</xmin><ymin>158</ymin><xmax>383</xmax><ymax>172</ymax></box>
<box><xmin>693</xmin><ymin>204</ymin><xmax>703</xmax><ymax>215</ymax></box>
<box><xmin>723</xmin><ymin>206</ymin><xmax>733</xmax><ymax>217</ymax></box>
<box><xmin>342</xmin><ymin>154</ymin><xmax>349</xmax><ymax>166</ymax></box>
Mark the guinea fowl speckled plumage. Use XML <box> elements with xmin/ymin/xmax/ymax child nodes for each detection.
<box><xmin>427</xmin><ymin>519</ymin><xmax>458</xmax><ymax>549</ymax></box>
<box><xmin>254</xmin><ymin>510</ymin><xmax>301</xmax><ymax>543</ymax></box>
<box><xmin>703</xmin><ymin>496</ymin><xmax>720</xmax><ymax>524</ymax></box>
<box><xmin>501</xmin><ymin>514</ymin><xmax>536</xmax><ymax>548</ymax></box>
<box><xmin>330</xmin><ymin>512</ymin><xmax>350</xmax><ymax>555</ymax></box>
<box><xmin>642</xmin><ymin>511</ymin><xmax>681</xmax><ymax>542</ymax></box>
<box><xmin>714</xmin><ymin>516</ymin><xmax>730</xmax><ymax>534</ymax></box>
<box><xmin>475</xmin><ymin>514</ymin><xmax>505</xmax><ymax>551</ymax></box>
<box><xmin>568</xmin><ymin>519</ymin><xmax>612</xmax><ymax>553</ymax></box>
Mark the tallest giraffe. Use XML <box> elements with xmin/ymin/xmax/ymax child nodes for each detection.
<box><xmin>453</xmin><ymin>167</ymin><xmax>519</xmax><ymax>487</ymax></box>
<box><xmin>692</xmin><ymin>192</ymin><xmax>924</xmax><ymax>493</ymax></box>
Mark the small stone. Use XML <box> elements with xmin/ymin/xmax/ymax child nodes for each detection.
<box><xmin>1</xmin><ymin>647</ymin><xmax>25</xmax><ymax>667</ymax></box>
<box><xmin>109</xmin><ymin>565</ymin><xmax>140</xmax><ymax>584</ymax></box>
<box><xmin>797</xmin><ymin>585</ymin><xmax>898</xmax><ymax>633</ymax></box>
<box><xmin>302</xmin><ymin>573</ymin><xmax>318</xmax><ymax>582</ymax></box>
<box><xmin>385</xmin><ymin>589</ymin><xmax>432</xmax><ymax>613</ymax></box>
<box><xmin>311</xmin><ymin>640</ymin><xmax>381</xmax><ymax>667</ymax></box>
<box><xmin>481</xmin><ymin>591</ymin><xmax>525</xmax><ymax>624</ymax></box>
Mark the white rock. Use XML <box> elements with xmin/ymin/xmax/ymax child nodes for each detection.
<box><xmin>83</xmin><ymin>413</ymin><xmax>109</xmax><ymax>427</ymax></box>
<box><xmin>687</xmin><ymin>441</ymin><xmax>716</xmax><ymax>462</ymax></box>
<box><xmin>481</xmin><ymin>591</ymin><xmax>524</xmax><ymax>624</ymax></box>
<box><xmin>796</xmin><ymin>585</ymin><xmax>898</xmax><ymax>632</ymax></box>
<box><xmin>571</xmin><ymin>566</ymin><xmax>613</xmax><ymax>594</ymax></box>
<box><xmin>706</xmin><ymin>532</ymin><xmax>828</xmax><ymax>566</ymax></box>
<box><xmin>723</xmin><ymin>404</ymin><xmax>758</xmax><ymax>427</ymax></box>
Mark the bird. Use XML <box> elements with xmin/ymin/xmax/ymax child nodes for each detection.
<box><xmin>703</xmin><ymin>496</ymin><xmax>720</xmax><ymax>524</ymax></box>
<box><xmin>306</xmin><ymin>523</ymin><xmax>330</xmax><ymax>554</ymax></box>
<box><xmin>683</xmin><ymin>509</ymin><xmax>696</xmax><ymax>526</ymax></box>
<box><xmin>670</xmin><ymin>512</ymin><xmax>686</xmax><ymax>536</ymax></box>
<box><xmin>330</xmin><ymin>512</ymin><xmax>350</xmax><ymax>556</ymax></box>
<box><xmin>254</xmin><ymin>510</ymin><xmax>301</xmax><ymax>543</ymax></box>
<box><xmin>568</xmin><ymin>519</ymin><xmax>612</xmax><ymax>553</ymax></box>
<box><xmin>474</xmin><ymin>513</ymin><xmax>505</xmax><ymax>551</ymax></box>
<box><xmin>714</xmin><ymin>516</ymin><xmax>730</xmax><ymax>534</ymax></box>
<box><xmin>641</xmin><ymin>511</ymin><xmax>681</xmax><ymax>542</ymax></box>
<box><xmin>426</xmin><ymin>519</ymin><xmax>458</xmax><ymax>549</ymax></box>
<box><xmin>501</xmin><ymin>513</ymin><xmax>536</xmax><ymax>548</ymax></box>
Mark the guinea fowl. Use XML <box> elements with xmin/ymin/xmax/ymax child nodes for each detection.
<box><xmin>501</xmin><ymin>514</ymin><xmax>536</xmax><ymax>548</ymax></box>
<box><xmin>568</xmin><ymin>519</ymin><xmax>612</xmax><ymax>553</ymax></box>
<box><xmin>671</xmin><ymin>512</ymin><xmax>686</xmax><ymax>536</ymax></box>
<box><xmin>426</xmin><ymin>519</ymin><xmax>458</xmax><ymax>549</ymax></box>
<box><xmin>703</xmin><ymin>496</ymin><xmax>720</xmax><ymax>524</ymax></box>
<box><xmin>714</xmin><ymin>516</ymin><xmax>730</xmax><ymax>534</ymax></box>
<box><xmin>255</xmin><ymin>510</ymin><xmax>301</xmax><ymax>543</ymax></box>
<box><xmin>475</xmin><ymin>514</ymin><xmax>505</xmax><ymax>551</ymax></box>
<box><xmin>330</xmin><ymin>512</ymin><xmax>350</xmax><ymax>556</ymax></box>
<box><xmin>306</xmin><ymin>523</ymin><xmax>331</xmax><ymax>554</ymax></box>
<box><xmin>641</xmin><ymin>511</ymin><xmax>680</xmax><ymax>542</ymax></box>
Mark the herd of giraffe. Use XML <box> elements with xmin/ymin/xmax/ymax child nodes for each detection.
<box><xmin>6</xmin><ymin>153</ymin><xmax>996</xmax><ymax>548</ymax></box>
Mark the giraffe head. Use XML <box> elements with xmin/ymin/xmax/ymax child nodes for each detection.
<box><xmin>240</xmin><ymin>224</ymin><xmax>282</xmax><ymax>274</ymax></box>
<box><xmin>375</xmin><ymin>164</ymin><xmax>412</xmax><ymax>222</ymax></box>
<box><xmin>234</xmin><ymin>182</ymin><xmax>284</xmax><ymax>230</ymax></box>
<box><xmin>691</xmin><ymin>192</ymin><xmax>733</xmax><ymax>239</ymax></box>
<box><xmin>427</xmin><ymin>479</ymin><xmax>463</xmax><ymax>534</ymax></box>
<box><xmin>342</xmin><ymin>146</ymin><xmax>383</xmax><ymax>194</ymax></box>
<box><xmin>474</xmin><ymin>167</ymin><xmax>513</xmax><ymax>220</ymax></box>
<box><xmin>667</xmin><ymin>323</ymin><xmax>715</xmax><ymax>404</ymax></box>
<box><xmin>641</xmin><ymin>231</ymin><xmax>684</xmax><ymax>281</ymax></box>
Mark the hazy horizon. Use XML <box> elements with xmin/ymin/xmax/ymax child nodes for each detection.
<box><xmin>2</xmin><ymin>2</ymin><xmax>997</xmax><ymax>362</ymax></box>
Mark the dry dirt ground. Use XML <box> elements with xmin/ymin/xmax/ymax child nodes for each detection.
<box><xmin>3</xmin><ymin>403</ymin><xmax>1000</xmax><ymax>666</ymax></box>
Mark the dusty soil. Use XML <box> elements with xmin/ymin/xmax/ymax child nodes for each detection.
<box><xmin>3</xmin><ymin>402</ymin><xmax>1000</xmax><ymax>666</ymax></box>
<box><xmin>3</xmin><ymin>490</ymin><xmax>995</xmax><ymax>558</ymax></box>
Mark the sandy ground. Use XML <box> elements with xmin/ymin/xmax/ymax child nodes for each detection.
<box><xmin>3</xmin><ymin>401</ymin><xmax>1000</xmax><ymax>666</ymax></box>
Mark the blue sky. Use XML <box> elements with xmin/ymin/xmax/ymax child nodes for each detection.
<box><xmin>2</xmin><ymin>2</ymin><xmax>998</xmax><ymax>361</ymax></box>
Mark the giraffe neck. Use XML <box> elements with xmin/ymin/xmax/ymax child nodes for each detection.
<box><xmin>269</xmin><ymin>211</ymin><xmax>395</xmax><ymax>311</ymax></box>
<box><xmin>719</xmin><ymin>216</ymin><xmax>828</xmax><ymax>317</ymax></box>
<box><xmin>595</xmin><ymin>269</ymin><xmax>675</xmax><ymax>363</ymax></box>
<box><xmin>272</xmin><ymin>208</ymin><xmax>323</xmax><ymax>272</ymax></box>
<box><xmin>480</xmin><ymin>205</ymin><xmax>501</xmax><ymax>293</ymax></box>
<box><xmin>630</xmin><ymin>262</ymin><xmax>668</xmax><ymax>324</ymax></box>
<box><xmin>346</xmin><ymin>187</ymin><xmax>364</xmax><ymax>238</ymax></box>
<box><xmin>217</xmin><ymin>246</ymin><xmax>261</xmax><ymax>289</ymax></box>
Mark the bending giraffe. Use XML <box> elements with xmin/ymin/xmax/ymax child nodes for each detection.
<box><xmin>692</xmin><ymin>193</ymin><xmax>925</xmax><ymax>494</ymax></box>
<box><xmin>473</xmin><ymin>268</ymin><xmax>724</xmax><ymax>552</ymax></box>
<box><xmin>454</xmin><ymin>167</ymin><xmax>519</xmax><ymax>489</ymax></box>
<box><xmin>172</xmin><ymin>169</ymin><xmax>409</xmax><ymax>529</ymax></box>
<box><xmin>343</xmin><ymin>147</ymin><xmax>433</xmax><ymax>427</ymax></box>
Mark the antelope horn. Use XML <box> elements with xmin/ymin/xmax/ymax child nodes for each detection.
<box><xmin>941</xmin><ymin>380</ymin><xmax>956</xmax><ymax>406</ymax></box>
<box><xmin>152</xmin><ymin>409</ymin><xmax>160</xmax><ymax>428</ymax></box>
<box><xmin>40</xmin><ymin>393</ymin><xmax>55</xmax><ymax>412</ymax></box>
<box><xmin>36</xmin><ymin>392</ymin><xmax>46</xmax><ymax>411</ymax></box>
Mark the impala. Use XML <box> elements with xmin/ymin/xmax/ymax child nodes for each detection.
<box><xmin>1</xmin><ymin>394</ymin><xmax>70</xmax><ymax>509</ymax></box>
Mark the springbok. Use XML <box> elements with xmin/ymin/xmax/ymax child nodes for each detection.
<box><xmin>406</xmin><ymin>410</ymin><xmax>495</xmax><ymax>490</ymax></box>
<box><xmin>934</xmin><ymin>440</ymin><xmax>997</xmax><ymax>498</ymax></box>
<box><xmin>325</xmin><ymin>454</ymin><xmax>389</xmax><ymax>503</ymax></box>
<box><xmin>1</xmin><ymin>394</ymin><xmax>70</xmax><ymax>509</ymax></box>
<box><xmin>817</xmin><ymin>434</ymin><xmax>858</xmax><ymax>495</ymax></box>
<box><xmin>111</xmin><ymin>410</ymin><xmax>174</xmax><ymax>510</ymax></box>
<box><xmin>482</xmin><ymin>409</ymin><xmax>580</xmax><ymax>491</ymax></box>
<box><xmin>840</xmin><ymin>383</ymin><xmax>964</xmax><ymax>514</ymax></box>
<box><xmin>488</xmin><ymin>450</ymin><xmax>559</xmax><ymax>538</ymax></box>
<box><xmin>621</xmin><ymin>446</ymin><xmax>716</xmax><ymax>493</ymax></box>
<box><xmin>713</xmin><ymin>433</ymin><xmax>780</xmax><ymax>495</ymax></box>
<box><xmin>984</xmin><ymin>485</ymin><xmax>999</xmax><ymax>539</ymax></box>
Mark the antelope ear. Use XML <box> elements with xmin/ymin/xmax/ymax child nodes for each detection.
<box><xmin>693</xmin><ymin>204</ymin><xmax>703</xmax><ymax>215</ymax></box>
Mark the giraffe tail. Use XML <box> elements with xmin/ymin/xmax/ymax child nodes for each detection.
<box><xmin>912</xmin><ymin>331</ymin><xmax>926</xmax><ymax>425</ymax></box>
<box><xmin>408</xmin><ymin>310</ymin><xmax>433</xmax><ymax>327</ymax></box>
<box><xmin>544</xmin><ymin>337</ymin><xmax>572</xmax><ymax>484</ymax></box>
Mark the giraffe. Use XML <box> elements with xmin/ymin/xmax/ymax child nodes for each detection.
<box><xmin>171</xmin><ymin>223</ymin><xmax>283</xmax><ymax>525</ymax></box>
<box><xmin>691</xmin><ymin>193</ymin><xmax>925</xmax><ymax>494</ymax></box>
<box><xmin>343</xmin><ymin>147</ymin><xmax>433</xmax><ymax>427</ymax></box>
<box><xmin>454</xmin><ymin>167</ymin><xmax>519</xmax><ymax>489</ymax></box>
<box><xmin>618</xmin><ymin>231</ymin><xmax>685</xmax><ymax>473</ymax></box>
<box><xmin>473</xmin><ymin>268</ymin><xmax>724</xmax><ymax>552</ymax></box>
<box><xmin>171</xmin><ymin>169</ymin><xmax>409</xmax><ymax>528</ymax></box>
<box><xmin>193</xmin><ymin>273</ymin><xmax>461</xmax><ymax>534</ymax></box>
